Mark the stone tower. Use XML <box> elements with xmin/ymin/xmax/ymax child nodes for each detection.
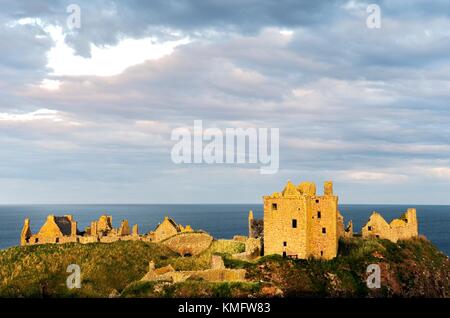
<box><xmin>263</xmin><ymin>180</ymin><xmax>339</xmax><ymax>259</ymax></box>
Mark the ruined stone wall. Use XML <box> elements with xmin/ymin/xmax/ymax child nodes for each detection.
<box><xmin>162</xmin><ymin>232</ymin><xmax>213</xmax><ymax>256</ymax></box>
<box><xmin>20</xmin><ymin>218</ymin><xmax>31</xmax><ymax>246</ymax></box>
<box><xmin>361</xmin><ymin>209</ymin><xmax>418</xmax><ymax>243</ymax></box>
<box><xmin>118</xmin><ymin>220</ymin><xmax>130</xmax><ymax>236</ymax></box>
<box><xmin>37</xmin><ymin>215</ymin><xmax>64</xmax><ymax>239</ymax></box>
<box><xmin>188</xmin><ymin>268</ymin><xmax>246</xmax><ymax>282</ymax></box>
<box><xmin>141</xmin><ymin>256</ymin><xmax>246</xmax><ymax>283</ymax></box>
<box><xmin>263</xmin><ymin>190</ymin><xmax>308</xmax><ymax>258</ymax></box>
<box><xmin>307</xmin><ymin>193</ymin><xmax>338</xmax><ymax>259</ymax></box>
<box><xmin>153</xmin><ymin>218</ymin><xmax>179</xmax><ymax>242</ymax></box>
<box><xmin>337</xmin><ymin>211</ymin><xmax>345</xmax><ymax>238</ymax></box>
<box><xmin>391</xmin><ymin>208</ymin><xmax>418</xmax><ymax>240</ymax></box>
<box><xmin>361</xmin><ymin>212</ymin><xmax>397</xmax><ymax>241</ymax></box>
<box><xmin>344</xmin><ymin>221</ymin><xmax>353</xmax><ymax>238</ymax></box>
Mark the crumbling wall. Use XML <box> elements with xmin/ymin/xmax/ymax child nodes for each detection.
<box><xmin>141</xmin><ymin>256</ymin><xmax>246</xmax><ymax>283</ymax></box>
<box><xmin>232</xmin><ymin>237</ymin><xmax>261</xmax><ymax>261</ymax></box>
<box><xmin>20</xmin><ymin>218</ymin><xmax>32</xmax><ymax>246</ymax></box>
<box><xmin>248</xmin><ymin>210</ymin><xmax>263</xmax><ymax>239</ymax></box>
<box><xmin>152</xmin><ymin>217</ymin><xmax>179</xmax><ymax>242</ymax></box>
<box><xmin>361</xmin><ymin>209</ymin><xmax>418</xmax><ymax>243</ymax></box>
<box><xmin>162</xmin><ymin>232</ymin><xmax>213</xmax><ymax>256</ymax></box>
<box><xmin>118</xmin><ymin>220</ymin><xmax>130</xmax><ymax>236</ymax></box>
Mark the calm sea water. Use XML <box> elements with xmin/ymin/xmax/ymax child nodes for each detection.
<box><xmin>0</xmin><ymin>204</ymin><xmax>448</xmax><ymax>256</ymax></box>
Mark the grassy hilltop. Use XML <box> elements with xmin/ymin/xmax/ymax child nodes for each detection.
<box><xmin>0</xmin><ymin>237</ymin><xmax>448</xmax><ymax>298</ymax></box>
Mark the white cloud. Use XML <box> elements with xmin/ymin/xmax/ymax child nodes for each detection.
<box><xmin>429</xmin><ymin>167</ymin><xmax>450</xmax><ymax>180</ymax></box>
<box><xmin>39</xmin><ymin>79</ymin><xmax>61</xmax><ymax>90</ymax></box>
<box><xmin>279</xmin><ymin>29</ymin><xmax>294</xmax><ymax>37</ymax></box>
<box><xmin>343</xmin><ymin>171</ymin><xmax>409</xmax><ymax>183</ymax></box>
<box><xmin>45</xmin><ymin>25</ymin><xmax>191</xmax><ymax>76</ymax></box>
<box><xmin>0</xmin><ymin>108</ymin><xmax>62</xmax><ymax>122</ymax></box>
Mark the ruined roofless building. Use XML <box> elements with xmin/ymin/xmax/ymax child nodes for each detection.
<box><xmin>361</xmin><ymin>208</ymin><xmax>418</xmax><ymax>242</ymax></box>
<box><xmin>262</xmin><ymin>180</ymin><xmax>340</xmax><ymax>260</ymax></box>
<box><xmin>148</xmin><ymin>216</ymin><xmax>194</xmax><ymax>242</ymax></box>
<box><xmin>20</xmin><ymin>214</ymin><xmax>138</xmax><ymax>246</ymax></box>
<box><xmin>21</xmin><ymin>215</ymin><xmax>78</xmax><ymax>245</ymax></box>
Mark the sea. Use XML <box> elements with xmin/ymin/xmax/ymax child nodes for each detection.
<box><xmin>0</xmin><ymin>204</ymin><xmax>448</xmax><ymax>256</ymax></box>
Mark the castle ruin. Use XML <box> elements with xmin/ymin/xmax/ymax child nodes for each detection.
<box><xmin>248</xmin><ymin>180</ymin><xmax>419</xmax><ymax>260</ymax></box>
<box><xmin>19</xmin><ymin>180</ymin><xmax>420</xmax><ymax>262</ymax></box>
<box><xmin>20</xmin><ymin>214</ymin><xmax>197</xmax><ymax>247</ymax></box>
<box><xmin>361</xmin><ymin>208</ymin><xmax>418</xmax><ymax>242</ymax></box>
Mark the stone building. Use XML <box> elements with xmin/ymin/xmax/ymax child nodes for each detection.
<box><xmin>361</xmin><ymin>208</ymin><xmax>418</xmax><ymax>243</ymax></box>
<box><xmin>262</xmin><ymin>180</ymin><xmax>341</xmax><ymax>260</ymax></box>
<box><xmin>147</xmin><ymin>216</ymin><xmax>194</xmax><ymax>242</ymax></box>
<box><xmin>20</xmin><ymin>214</ymin><xmax>197</xmax><ymax>247</ymax></box>
<box><xmin>20</xmin><ymin>214</ymin><xmax>139</xmax><ymax>246</ymax></box>
<box><xmin>21</xmin><ymin>215</ymin><xmax>78</xmax><ymax>245</ymax></box>
<box><xmin>247</xmin><ymin>180</ymin><xmax>420</xmax><ymax>260</ymax></box>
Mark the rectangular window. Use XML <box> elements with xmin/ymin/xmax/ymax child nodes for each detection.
<box><xmin>272</xmin><ymin>203</ymin><xmax>277</xmax><ymax>211</ymax></box>
<box><xmin>322</xmin><ymin>227</ymin><xmax>326</xmax><ymax>234</ymax></box>
<box><xmin>317</xmin><ymin>211</ymin><xmax>321</xmax><ymax>219</ymax></box>
<box><xmin>292</xmin><ymin>219</ymin><xmax>297</xmax><ymax>228</ymax></box>
<box><xmin>283</xmin><ymin>241</ymin><xmax>287</xmax><ymax>246</ymax></box>
<box><xmin>368</xmin><ymin>226</ymin><xmax>372</xmax><ymax>231</ymax></box>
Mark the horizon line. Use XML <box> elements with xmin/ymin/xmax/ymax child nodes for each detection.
<box><xmin>0</xmin><ymin>202</ymin><xmax>449</xmax><ymax>206</ymax></box>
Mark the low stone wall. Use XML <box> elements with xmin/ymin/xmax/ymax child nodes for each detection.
<box><xmin>79</xmin><ymin>236</ymin><xmax>98</xmax><ymax>244</ymax></box>
<box><xmin>162</xmin><ymin>232</ymin><xmax>213</xmax><ymax>256</ymax></box>
<box><xmin>188</xmin><ymin>268</ymin><xmax>246</xmax><ymax>282</ymax></box>
<box><xmin>232</xmin><ymin>237</ymin><xmax>261</xmax><ymax>261</ymax></box>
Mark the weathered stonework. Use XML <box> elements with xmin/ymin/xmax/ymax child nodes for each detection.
<box><xmin>361</xmin><ymin>208</ymin><xmax>418</xmax><ymax>243</ymax></box>
<box><xmin>149</xmin><ymin>216</ymin><xmax>194</xmax><ymax>242</ymax></box>
<box><xmin>161</xmin><ymin>232</ymin><xmax>213</xmax><ymax>256</ymax></box>
<box><xmin>232</xmin><ymin>237</ymin><xmax>262</xmax><ymax>261</ymax></box>
<box><xmin>141</xmin><ymin>255</ymin><xmax>246</xmax><ymax>283</ymax></box>
<box><xmin>337</xmin><ymin>211</ymin><xmax>353</xmax><ymax>238</ymax></box>
<box><xmin>262</xmin><ymin>180</ymin><xmax>339</xmax><ymax>260</ymax></box>
<box><xmin>21</xmin><ymin>215</ymin><xmax>79</xmax><ymax>245</ymax></box>
<box><xmin>248</xmin><ymin>210</ymin><xmax>264</xmax><ymax>239</ymax></box>
<box><xmin>20</xmin><ymin>214</ymin><xmax>203</xmax><ymax>249</ymax></box>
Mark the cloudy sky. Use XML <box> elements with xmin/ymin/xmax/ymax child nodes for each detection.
<box><xmin>0</xmin><ymin>0</ymin><xmax>449</xmax><ymax>204</ymax></box>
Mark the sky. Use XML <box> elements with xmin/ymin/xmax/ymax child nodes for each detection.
<box><xmin>0</xmin><ymin>0</ymin><xmax>450</xmax><ymax>204</ymax></box>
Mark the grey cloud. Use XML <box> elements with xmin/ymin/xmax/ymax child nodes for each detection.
<box><xmin>0</xmin><ymin>1</ymin><xmax>450</xmax><ymax>203</ymax></box>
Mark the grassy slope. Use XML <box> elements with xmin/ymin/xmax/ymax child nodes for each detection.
<box><xmin>0</xmin><ymin>241</ymin><xmax>177</xmax><ymax>297</ymax></box>
<box><xmin>0</xmin><ymin>237</ymin><xmax>448</xmax><ymax>298</ymax></box>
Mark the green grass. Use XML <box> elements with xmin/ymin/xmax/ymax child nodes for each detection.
<box><xmin>0</xmin><ymin>241</ymin><xmax>176</xmax><ymax>297</ymax></box>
